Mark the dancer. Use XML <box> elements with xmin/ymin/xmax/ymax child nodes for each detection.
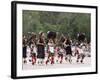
<box><xmin>46</xmin><ymin>39</ymin><xmax>55</xmax><ymax>65</ymax></box>
<box><xmin>63</xmin><ymin>37</ymin><xmax>72</xmax><ymax>63</ymax></box>
<box><xmin>37</xmin><ymin>32</ymin><xmax>45</xmax><ymax>65</ymax></box>
<box><xmin>76</xmin><ymin>44</ymin><xmax>86</xmax><ymax>63</ymax></box>
<box><xmin>31</xmin><ymin>45</ymin><xmax>37</xmax><ymax>65</ymax></box>
<box><xmin>57</xmin><ymin>46</ymin><xmax>65</xmax><ymax>64</ymax></box>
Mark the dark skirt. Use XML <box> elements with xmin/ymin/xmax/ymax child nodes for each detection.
<box><xmin>37</xmin><ymin>45</ymin><xmax>45</xmax><ymax>59</ymax></box>
<box><xmin>23</xmin><ymin>46</ymin><xmax>27</xmax><ymax>58</ymax></box>
<box><xmin>65</xmin><ymin>46</ymin><xmax>72</xmax><ymax>55</ymax></box>
<box><xmin>31</xmin><ymin>53</ymin><xmax>36</xmax><ymax>57</ymax></box>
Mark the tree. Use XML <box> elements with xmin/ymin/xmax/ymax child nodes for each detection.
<box><xmin>23</xmin><ymin>10</ymin><xmax>91</xmax><ymax>41</ymax></box>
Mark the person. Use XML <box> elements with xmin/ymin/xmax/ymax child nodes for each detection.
<box><xmin>31</xmin><ymin>45</ymin><xmax>37</xmax><ymax>65</ymax></box>
<box><xmin>47</xmin><ymin>31</ymin><xmax>56</xmax><ymax>44</ymax></box>
<box><xmin>46</xmin><ymin>39</ymin><xmax>55</xmax><ymax>65</ymax></box>
<box><xmin>76</xmin><ymin>44</ymin><xmax>86</xmax><ymax>63</ymax></box>
<box><xmin>77</xmin><ymin>33</ymin><xmax>86</xmax><ymax>45</ymax></box>
<box><xmin>57</xmin><ymin>46</ymin><xmax>65</xmax><ymax>64</ymax></box>
<box><xmin>63</xmin><ymin>37</ymin><xmax>72</xmax><ymax>63</ymax></box>
<box><xmin>37</xmin><ymin>32</ymin><xmax>45</xmax><ymax>65</ymax></box>
<box><xmin>28</xmin><ymin>32</ymin><xmax>37</xmax><ymax>48</ymax></box>
<box><xmin>23</xmin><ymin>36</ymin><xmax>27</xmax><ymax>63</ymax></box>
<box><xmin>59</xmin><ymin>34</ymin><xmax>66</xmax><ymax>47</ymax></box>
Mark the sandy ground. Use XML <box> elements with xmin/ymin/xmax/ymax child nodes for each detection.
<box><xmin>22</xmin><ymin>55</ymin><xmax>91</xmax><ymax>70</ymax></box>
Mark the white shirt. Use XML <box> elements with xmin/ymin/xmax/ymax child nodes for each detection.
<box><xmin>49</xmin><ymin>46</ymin><xmax>54</xmax><ymax>53</ymax></box>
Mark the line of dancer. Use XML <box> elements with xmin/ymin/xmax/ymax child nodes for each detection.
<box><xmin>23</xmin><ymin>31</ymin><xmax>90</xmax><ymax>65</ymax></box>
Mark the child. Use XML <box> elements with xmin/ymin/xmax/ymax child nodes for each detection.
<box><xmin>76</xmin><ymin>45</ymin><xmax>86</xmax><ymax>63</ymax></box>
<box><xmin>63</xmin><ymin>38</ymin><xmax>72</xmax><ymax>63</ymax></box>
<box><xmin>46</xmin><ymin>39</ymin><xmax>55</xmax><ymax>65</ymax></box>
<box><xmin>57</xmin><ymin>46</ymin><xmax>65</xmax><ymax>64</ymax></box>
<box><xmin>31</xmin><ymin>45</ymin><xmax>37</xmax><ymax>65</ymax></box>
<box><xmin>28</xmin><ymin>39</ymin><xmax>35</xmax><ymax>62</ymax></box>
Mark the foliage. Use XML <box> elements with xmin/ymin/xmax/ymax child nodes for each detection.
<box><xmin>23</xmin><ymin>10</ymin><xmax>91</xmax><ymax>41</ymax></box>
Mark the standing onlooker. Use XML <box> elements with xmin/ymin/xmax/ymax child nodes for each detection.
<box><xmin>23</xmin><ymin>35</ymin><xmax>27</xmax><ymax>63</ymax></box>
